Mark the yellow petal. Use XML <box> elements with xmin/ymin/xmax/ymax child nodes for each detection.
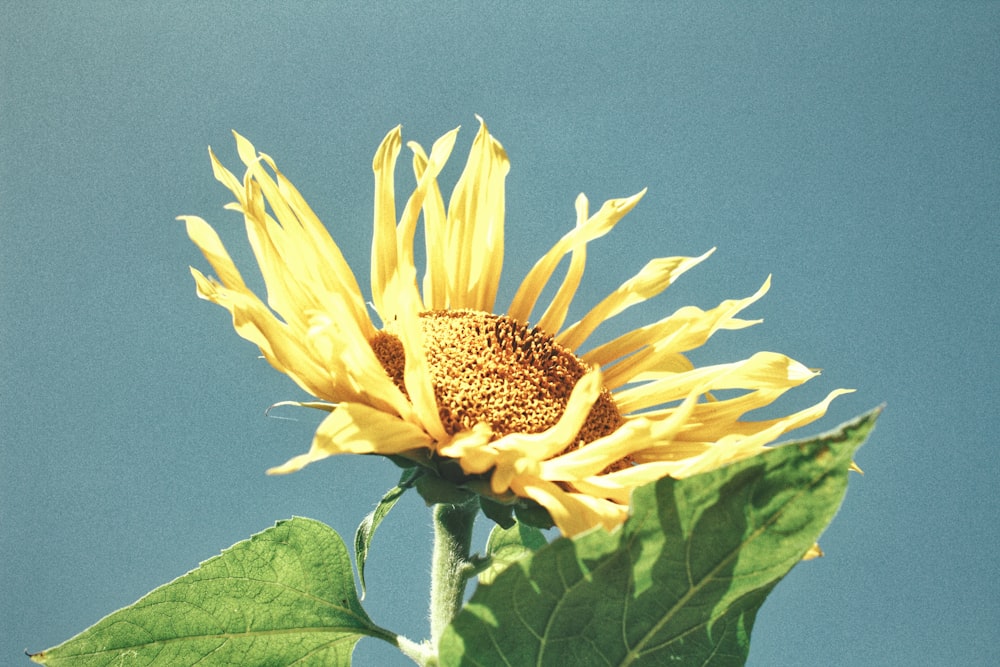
<box><xmin>643</xmin><ymin>389</ymin><xmax>852</xmax><ymax>476</ymax></box>
<box><xmin>490</xmin><ymin>367</ymin><xmax>604</xmax><ymax>461</ymax></box>
<box><xmin>242</xmin><ymin>147</ymin><xmax>373</xmax><ymax>338</ymax></box>
<box><xmin>667</xmin><ymin>388</ymin><xmax>824</xmax><ymax>442</ymax></box>
<box><xmin>209</xmin><ymin>142</ymin><xmax>247</xmax><ymax>205</ymax></box>
<box><xmin>507</xmin><ymin>190</ymin><xmax>645</xmax><ymax>325</ymax></box>
<box><xmin>588</xmin><ymin>277</ymin><xmax>770</xmax><ymax>388</ymax></box>
<box><xmin>396</xmin><ymin>129</ymin><xmax>459</xmax><ymax>305</ymax></box>
<box><xmin>540</xmin><ymin>418</ymin><xmax>654</xmax><ymax>481</ymax></box>
<box><xmin>542</xmin><ymin>388</ymin><xmax>700</xmax><ymax>481</ymax></box>
<box><xmin>437</xmin><ymin>424</ymin><xmax>496</xmax><ymax>472</ymax></box>
<box><xmin>446</xmin><ymin>116</ymin><xmax>510</xmax><ymax>312</ymax></box>
<box><xmin>304</xmin><ymin>308</ymin><xmax>413</xmax><ymax>418</ymax></box>
<box><xmin>614</xmin><ymin>351</ymin><xmax>817</xmax><ymax>414</ymax></box>
<box><xmin>489</xmin><ymin>449</ymin><xmax>537</xmax><ymax>495</ymax></box>
<box><xmin>535</xmin><ymin>194</ymin><xmax>590</xmax><ymax>334</ymax></box>
<box><xmin>188</xmin><ymin>268</ymin><xmax>338</xmax><ymax>400</ymax></box>
<box><xmin>512</xmin><ymin>477</ymin><xmax>627</xmax><ymax>536</ymax></box>
<box><xmin>410</xmin><ymin>141</ymin><xmax>449</xmax><ymax>310</ymax></box>
<box><xmin>370</xmin><ymin>126</ymin><xmax>403</xmax><ymax>322</ymax></box>
<box><xmin>266</xmin><ymin>403</ymin><xmax>432</xmax><ymax>474</ymax></box>
<box><xmin>557</xmin><ymin>249</ymin><xmax>714</xmax><ymax>351</ymax></box>
<box><xmin>397</xmin><ymin>274</ymin><xmax>449</xmax><ymax>442</ymax></box>
<box><xmin>181</xmin><ymin>215</ymin><xmax>248</xmax><ymax>291</ymax></box>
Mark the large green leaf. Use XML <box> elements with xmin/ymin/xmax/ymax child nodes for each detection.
<box><xmin>30</xmin><ymin>517</ymin><xmax>395</xmax><ymax>666</ymax></box>
<box><xmin>440</xmin><ymin>408</ymin><xmax>878</xmax><ymax>667</ymax></box>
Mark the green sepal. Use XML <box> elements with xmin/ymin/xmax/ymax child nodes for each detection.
<box><xmin>440</xmin><ymin>408</ymin><xmax>879</xmax><ymax>667</ymax></box>
<box><xmin>513</xmin><ymin>499</ymin><xmax>555</xmax><ymax>530</ymax></box>
<box><xmin>478</xmin><ymin>496</ymin><xmax>516</xmax><ymax>528</ymax></box>
<box><xmin>355</xmin><ymin>469</ymin><xmax>419</xmax><ymax>598</ymax></box>
<box><xmin>385</xmin><ymin>453</ymin><xmax>421</xmax><ymax>469</ymax></box>
<box><xmin>414</xmin><ymin>470</ymin><xmax>477</xmax><ymax>505</ymax></box>
<box><xmin>30</xmin><ymin>517</ymin><xmax>396</xmax><ymax>666</ymax></box>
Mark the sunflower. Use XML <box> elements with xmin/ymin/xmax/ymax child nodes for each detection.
<box><xmin>182</xmin><ymin>118</ymin><xmax>849</xmax><ymax>537</ymax></box>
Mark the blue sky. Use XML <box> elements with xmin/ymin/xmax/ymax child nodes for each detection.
<box><xmin>2</xmin><ymin>3</ymin><xmax>998</xmax><ymax>665</ymax></box>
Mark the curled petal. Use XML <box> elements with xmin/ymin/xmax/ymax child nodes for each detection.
<box><xmin>438</xmin><ymin>424</ymin><xmax>496</xmax><ymax>473</ymax></box>
<box><xmin>540</xmin><ymin>418</ymin><xmax>654</xmax><ymax>483</ymax></box>
<box><xmin>396</xmin><ymin>277</ymin><xmax>449</xmax><ymax>441</ymax></box>
<box><xmin>188</xmin><ymin>268</ymin><xmax>336</xmax><ymax>401</ymax></box>
<box><xmin>534</xmin><ymin>194</ymin><xmax>591</xmax><ymax>335</ymax></box>
<box><xmin>409</xmin><ymin>132</ymin><xmax>458</xmax><ymax>310</ymax></box>
<box><xmin>557</xmin><ymin>249</ymin><xmax>714</xmax><ymax>351</ymax></box>
<box><xmin>490</xmin><ymin>367</ymin><xmax>605</xmax><ymax>461</ymax></box>
<box><xmin>182</xmin><ymin>215</ymin><xmax>248</xmax><ymax>291</ymax></box>
<box><xmin>614</xmin><ymin>351</ymin><xmax>817</xmax><ymax>414</ymax></box>
<box><xmin>636</xmin><ymin>389</ymin><xmax>853</xmax><ymax>476</ymax></box>
<box><xmin>512</xmin><ymin>477</ymin><xmax>627</xmax><ymax>536</ymax></box>
<box><xmin>395</xmin><ymin>128</ymin><xmax>460</xmax><ymax>312</ymax></box>
<box><xmin>446</xmin><ymin>116</ymin><xmax>509</xmax><ymax>312</ymax></box>
<box><xmin>508</xmin><ymin>190</ymin><xmax>645</xmax><ymax>324</ymax></box>
<box><xmin>589</xmin><ymin>277</ymin><xmax>771</xmax><ymax>387</ymax></box>
<box><xmin>267</xmin><ymin>403</ymin><xmax>433</xmax><ymax>475</ymax></box>
<box><xmin>305</xmin><ymin>308</ymin><xmax>412</xmax><ymax>418</ymax></box>
<box><xmin>246</xmin><ymin>145</ymin><xmax>373</xmax><ymax>337</ymax></box>
<box><xmin>543</xmin><ymin>388</ymin><xmax>700</xmax><ymax>481</ymax></box>
<box><xmin>371</xmin><ymin>126</ymin><xmax>403</xmax><ymax>321</ymax></box>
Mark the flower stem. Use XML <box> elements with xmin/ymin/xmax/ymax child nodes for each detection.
<box><xmin>429</xmin><ymin>499</ymin><xmax>478</xmax><ymax>650</ymax></box>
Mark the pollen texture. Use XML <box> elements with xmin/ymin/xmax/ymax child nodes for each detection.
<box><xmin>371</xmin><ymin>310</ymin><xmax>623</xmax><ymax>446</ymax></box>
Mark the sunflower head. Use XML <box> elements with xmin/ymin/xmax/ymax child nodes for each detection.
<box><xmin>373</xmin><ymin>310</ymin><xmax>623</xmax><ymax>449</ymax></box>
<box><xmin>183</xmin><ymin>118</ymin><xmax>849</xmax><ymax>536</ymax></box>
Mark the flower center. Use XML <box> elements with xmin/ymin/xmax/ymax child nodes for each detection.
<box><xmin>370</xmin><ymin>310</ymin><xmax>623</xmax><ymax>446</ymax></box>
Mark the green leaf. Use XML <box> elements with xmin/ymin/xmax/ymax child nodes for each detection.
<box><xmin>440</xmin><ymin>408</ymin><xmax>879</xmax><ymax>667</ymax></box>
<box><xmin>30</xmin><ymin>517</ymin><xmax>395</xmax><ymax>666</ymax></box>
<box><xmin>479</xmin><ymin>522</ymin><xmax>548</xmax><ymax>585</ymax></box>
<box><xmin>355</xmin><ymin>470</ymin><xmax>418</xmax><ymax>597</ymax></box>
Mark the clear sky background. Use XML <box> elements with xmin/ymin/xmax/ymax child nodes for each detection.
<box><xmin>2</xmin><ymin>3</ymin><xmax>997</xmax><ymax>665</ymax></box>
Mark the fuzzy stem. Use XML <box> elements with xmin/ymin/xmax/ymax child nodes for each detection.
<box><xmin>395</xmin><ymin>635</ymin><xmax>435</xmax><ymax>666</ymax></box>
<box><xmin>429</xmin><ymin>499</ymin><xmax>478</xmax><ymax>649</ymax></box>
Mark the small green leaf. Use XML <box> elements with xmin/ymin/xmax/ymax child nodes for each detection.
<box><xmin>479</xmin><ymin>522</ymin><xmax>548</xmax><ymax>585</ymax></box>
<box><xmin>440</xmin><ymin>408</ymin><xmax>878</xmax><ymax>667</ymax></box>
<box><xmin>30</xmin><ymin>517</ymin><xmax>395</xmax><ymax>666</ymax></box>
<box><xmin>355</xmin><ymin>470</ymin><xmax>418</xmax><ymax>597</ymax></box>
